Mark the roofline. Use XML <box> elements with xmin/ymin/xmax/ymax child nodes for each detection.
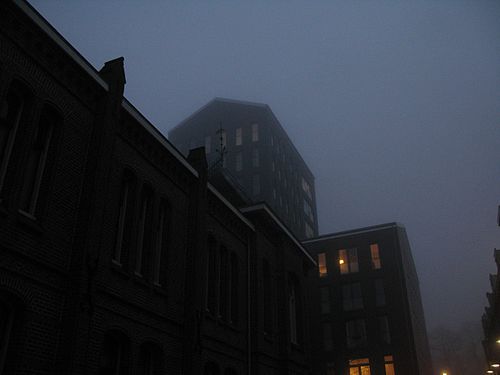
<box><xmin>169</xmin><ymin>97</ymin><xmax>315</xmax><ymax>180</ymax></box>
<box><xmin>208</xmin><ymin>183</ymin><xmax>255</xmax><ymax>231</ymax></box>
<box><xmin>302</xmin><ymin>222</ymin><xmax>405</xmax><ymax>244</ymax></box>
<box><xmin>13</xmin><ymin>0</ymin><xmax>109</xmax><ymax>91</ymax></box>
<box><xmin>240</xmin><ymin>203</ymin><xmax>316</xmax><ymax>266</ymax></box>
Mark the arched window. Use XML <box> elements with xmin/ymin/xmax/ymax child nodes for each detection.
<box><xmin>19</xmin><ymin>104</ymin><xmax>59</xmax><ymax>217</ymax></box>
<box><xmin>153</xmin><ymin>200</ymin><xmax>170</xmax><ymax>285</ymax></box>
<box><xmin>113</xmin><ymin>171</ymin><xmax>136</xmax><ymax>266</ymax></box>
<box><xmin>263</xmin><ymin>259</ymin><xmax>272</xmax><ymax>333</ymax></box>
<box><xmin>99</xmin><ymin>330</ymin><xmax>130</xmax><ymax>375</ymax></box>
<box><xmin>229</xmin><ymin>252</ymin><xmax>239</xmax><ymax>324</ymax></box>
<box><xmin>0</xmin><ymin>83</ymin><xmax>30</xmax><ymax>196</ymax></box>
<box><xmin>135</xmin><ymin>185</ymin><xmax>153</xmax><ymax>277</ymax></box>
<box><xmin>206</xmin><ymin>236</ymin><xmax>217</xmax><ymax>314</ymax></box>
<box><xmin>139</xmin><ymin>342</ymin><xmax>162</xmax><ymax>375</ymax></box>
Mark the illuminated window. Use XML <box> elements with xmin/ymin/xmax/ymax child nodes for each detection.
<box><xmin>205</xmin><ymin>136</ymin><xmax>211</xmax><ymax>154</ymax></box>
<box><xmin>370</xmin><ymin>244</ymin><xmax>381</xmax><ymax>269</ymax></box>
<box><xmin>251</xmin><ymin>123</ymin><xmax>259</xmax><ymax>142</ymax></box>
<box><xmin>318</xmin><ymin>253</ymin><xmax>328</xmax><ymax>278</ymax></box>
<box><xmin>235</xmin><ymin>127</ymin><xmax>242</xmax><ymax>146</ymax></box>
<box><xmin>252</xmin><ymin>148</ymin><xmax>259</xmax><ymax>167</ymax></box>
<box><xmin>349</xmin><ymin>358</ymin><xmax>370</xmax><ymax>375</ymax></box>
<box><xmin>235</xmin><ymin>152</ymin><xmax>242</xmax><ymax>171</ymax></box>
<box><xmin>323</xmin><ymin>322</ymin><xmax>333</xmax><ymax>351</ymax></box>
<box><xmin>346</xmin><ymin>319</ymin><xmax>367</xmax><ymax>348</ymax></box>
<box><xmin>379</xmin><ymin>316</ymin><xmax>391</xmax><ymax>343</ymax></box>
<box><xmin>320</xmin><ymin>287</ymin><xmax>330</xmax><ymax>314</ymax></box>
<box><xmin>384</xmin><ymin>355</ymin><xmax>395</xmax><ymax>375</ymax></box>
<box><xmin>375</xmin><ymin>280</ymin><xmax>386</xmax><ymax>306</ymax></box>
<box><xmin>339</xmin><ymin>248</ymin><xmax>358</xmax><ymax>274</ymax></box>
<box><xmin>342</xmin><ymin>283</ymin><xmax>363</xmax><ymax>311</ymax></box>
<box><xmin>19</xmin><ymin>106</ymin><xmax>57</xmax><ymax>216</ymax></box>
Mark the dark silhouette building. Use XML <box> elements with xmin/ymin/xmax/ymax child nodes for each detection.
<box><xmin>0</xmin><ymin>1</ymin><xmax>315</xmax><ymax>374</ymax></box>
<box><xmin>303</xmin><ymin>223</ymin><xmax>433</xmax><ymax>375</ymax></box>
<box><xmin>169</xmin><ymin>98</ymin><xmax>318</xmax><ymax>240</ymax></box>
<box><xmin>482</xmin><ymin>249</ymin><xmax>500</xmax><ymax>371</ymax></box>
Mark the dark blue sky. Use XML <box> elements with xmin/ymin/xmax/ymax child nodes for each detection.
<box><xmin>30</xmin><ymin>0</ymin><xmax>500</xmax><ymax>331</ymax></box>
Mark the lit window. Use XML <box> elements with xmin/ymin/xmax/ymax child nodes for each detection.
<box><xmin>235</xmin><ymin>127</ymin><xmax>242</xmax><ymax>146</ymax></box>
<box><xmin>252</xmin><ymin>148</ymin><xmax>259</xmax><ymax>167</ymax></box>
<box><xmin>370</xmin><ymin>244</ymin><xmax>381</xmax><ymax>269</ymax></box>
<box><xmin>318</xmin><ymin>253</ymin><xmax>328</xmax><ymax>278</ymax></box>
<box><xmin>251</xmin><ymin>123</ymin><xmax>259</xmax><ymax>142</ymax></box>
<box><xmin>346</xmin><ymin>319</ymin><xmax>367</xmax><ymax>348</ymax></box>
<box><xmin>323</xmin><ymin>322</ymin><xmax>333</xmax><ymax>351</ymax></box>
<box><xmin>349</xmin><ymin>358</ymin><xmax>371</xmax><ymax>375</ymax></box>
<box><xmin>379</xmin><ymin>316</ymin><xmax>391</xmax><ymax>344</ymax></box>
<box><xmin>342</xmin><ymin>283</ymin><xmax>363</xmax><ymax>311</ymax></box>
<box><xmin>339</xmin><ymin>248</ymin><xmax>359</xmax><ymax>274</ymax></box>
<box><xmin>205</xmin><ymin>136</ymin><xmax>211</xmax><ymax>154</ymax></box>
<box><xmin>252</xmin><ymin>175</ymin><xmax>260</xmax><ymax>196</ymax></box>
<box><xmin>375</xmin><ymin>280</ymin><xmax>386</xmax><ymax>306</ymax></box>
<box><xmin>320</xmin><ymin>286</ymin><xmax>330</xmax><ymax>314</ymax></box>
<box><xmin>235</xmin><ymin>152</ymin><xmax>242</xmax><ymax>172</ymax></box>
<box><xmin>19</xmin><ymin>107</ymin><xmax>57</xmax><ymax>216</ymax></box>
<box><xmin>384</xmin><ymin>355</ymin><xmax>395</xmax><ymax>375</ymax></box>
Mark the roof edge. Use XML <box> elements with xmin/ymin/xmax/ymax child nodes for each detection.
<box><xmin>302</xmin><ymin>222</ymin><xmax>405</xmax><ymax>244</ymax></box>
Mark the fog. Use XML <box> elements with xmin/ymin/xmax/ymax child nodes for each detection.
<box><xmin>30</xmin><ymin>0</ymin><xmax>499</xmax><ymax>336</ymax></box>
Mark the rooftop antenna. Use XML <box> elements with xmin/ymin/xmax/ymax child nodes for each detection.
<box><xmin>215</xmin><ymin>122</ymin><xmax>227</xmax><ymax>168</ymax></box>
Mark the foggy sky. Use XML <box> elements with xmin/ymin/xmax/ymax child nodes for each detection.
<box><xmin>30</xmin><ymin>0</ymin><xmax>500</xmax><ymax>332</ymax></box>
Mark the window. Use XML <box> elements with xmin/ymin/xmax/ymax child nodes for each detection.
<box><xmin>235</xmin><ymin>152</ymin><xmax>242</xmax><ymax>172</ymax></box>
<box><xmin>339</xmin><ymin>248</ymin><xmax>358</xmax><ymax>274</ymax></box>
<box><xmin>318</xmin><ymin>253</ymin><xmax>328</xmax><ymax>278</ymax></box>
<box><xmin>219</xmin><ymin>246</ymin><xmax>229</xmax><ymax>319</ymax></box>
<box><xmin>135</xmin><ymin>187</ymin><xmax>153</xmax><ymax>276</ymax></box>
<box><xmin>342</xmin><ymin>283</ymin><xmax>363</xmax><ymax>311</ymax></box>
<box><xmin>263</xmin><ymin>260</ymin><xmax>273</xmax><ymax>333</ymax></box>
<box><xmin>252</xmin><ymin>148</ymin><xmax>259</xmax><ymax>167</ymax></box>
<box><xmin>139</xmin><ymin>343</ymin><xmax>162</xmax><ymax>375</ymax></box>
<box><xmin>206</xmin><ymin>237</ymin><xmax>217</xmax><ymax>313</ymax></box>
<box><xmin>205</xmin><ymin>136</ymin><xmax>211</xmax><ymax>154</ymax></box>
<box><xmin>375</xmin><ymin>279</ymin><xmax>386</xmax><ymax>306</ymax></box>
<box><xmin>346</xmin><ymin>319</ymin><xmax>367</xmax><ymax>348</ymax></box>
<box><xmin>272</xmin><ymin>188</ymin><xmax>276</xmax><ymax>200</ymax></box>
<box><xmin>153</xmin><ymin>201</ymin><xmax>169</xmax><ymax>285</ymax></box>
<box><xmin>113</xmin><ymin>172</ymin><xmax>136</xmax><ymax>265</ymax></box>
<box><xmin>99</xmin><ymin>331</ymin><xmax>129</xmax><ymax>375</ymax></box>
<box><xmin>349</xmin><ymin>358</ymin><xmax>371</xmax><ymax>375</ymax></box>
<box><xmin>19</xmin><ymin>106</ymin><xmax>57</xmax><ymax>216</ymax></box>
<box><xmin>379</xmin><ymin>316</ymin><xmax>391</xmax><ymax>344</ymax></box>
<box><xmin>384</xmin><ymin>355</ymin><xmax>395</xmax><ymax>375</ymax></box>
<box><xmin>271</xmin><ymin>160</ymin><xmax>275</xmax><ymax>172</ymax></box>
<box><xmin>235</xmin><ymin>127</ymin><xmax>242</xmax><ymax>146</ymax></box>
<box><xmin>252</xmin><ymin>175</ymin><xmax>260</xmax><ymax>196</ymax></box>
<box><xmin>326</xmin><ymin>363</ymin><xmax>335</xmax><ymax>375</ymax></box>
<box><xmin>322</xmin><ymin>322</ymin><xmax>333</xmax><ymax>351</ymax></box>
<box><xmin>0</xmin><ymin>87</ymin><xmax>25</xmax><ymax>195</ymax></box>
<box><xmin>301</xmin><ymin>177</ymin><xmax>312</xmax><ymax>200</ymax></box>
<box><xmin>320</xmin><ymin>287</ymin><xmax>330</xmax><ymax>314</ymax></box>
<box><xmin>303</xmin><ymin>199</ymin><xmax>314</xmax><ymax>222</ymax></box>
<box><xmin>230</xmin><ymin>252</ymin><xmax>239</xmax><ymax>324</ymax></box>
<box><xmin>289</xmin><ymin>276</ymin><xmax>300</xmax><ymax>344</ymax></box>
<box><xmin>370</xmin><ymin>244</ymin><xmax>381</xmax><ymax>269</ymax></box>
<box><xmin>251</xmin><ymin>123</ymin><xmax>258</xmax><ymax>142</ymax></box>
<box><xmin>0</xmin><ymin>297</ymin><xmax>16</xmax><ymax>374</ymax></box>
<box><xmin>305</xmin><ymin>222</ymin><xmax>314</xmax><ymax>239</ymax></box>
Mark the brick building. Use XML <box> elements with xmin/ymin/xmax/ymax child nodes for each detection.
<box><xmin>0</xmin><ymin>1</ymin><xmax>315</xmax><ymax>374</ymax></box>
<box><xmin>303</xmin><ymin>223</ymin><xmax>433</xmax><ymax>375</ymax></box>
<box><xmin>482</xmin><ymin>249</ymin><xmax>500</xmax><ymax>371</ymax></box>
